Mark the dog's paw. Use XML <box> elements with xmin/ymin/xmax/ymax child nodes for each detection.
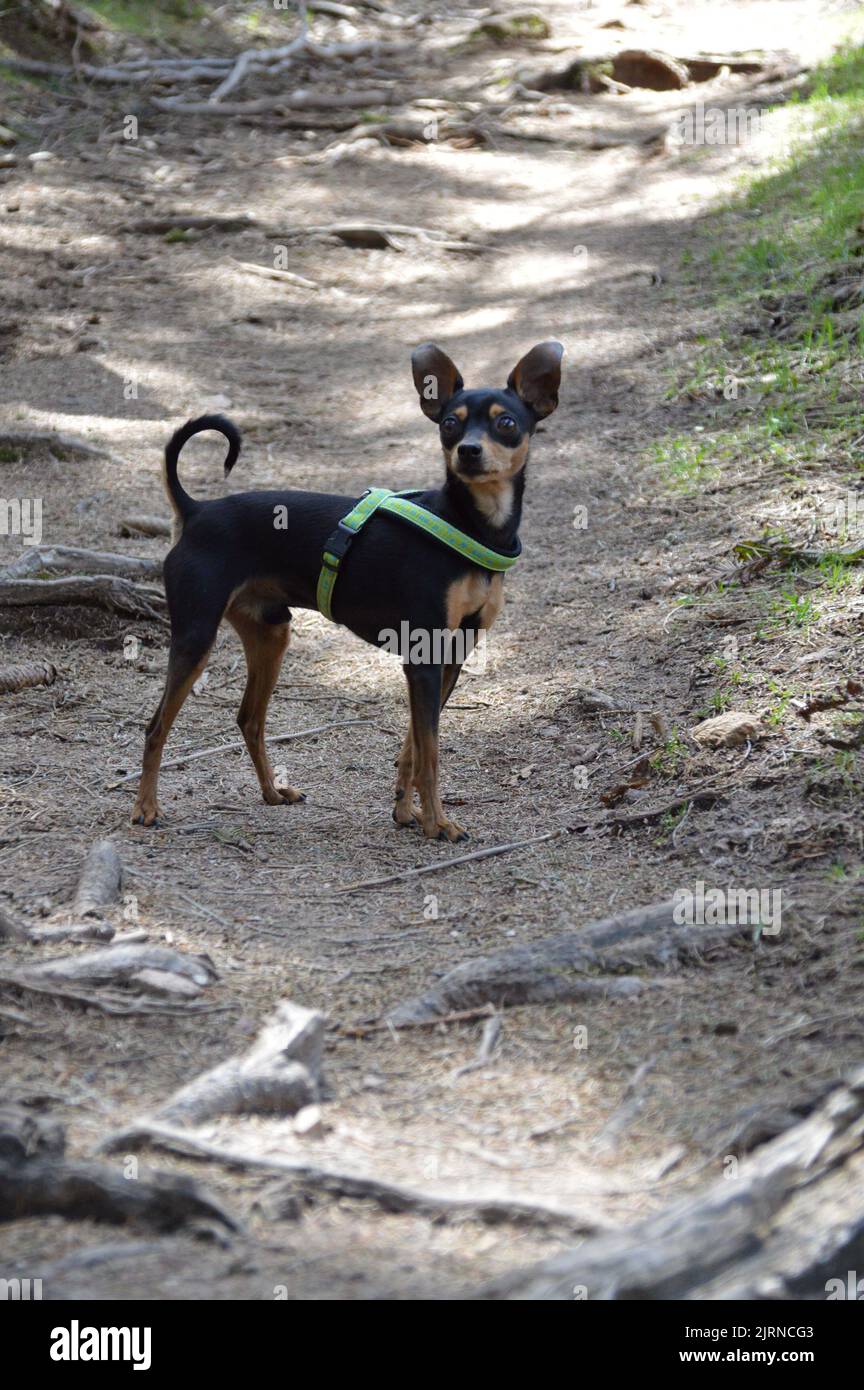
<box><xmin>424</xmin><ymin>817</ymin><xmax>469</xmax><ymax>844</ymax></box>
<box><xmin>131</xmin><ymin>800</ymin><xmax>161</xmax><ymax>828</ymax></box>
<box><xmin>393</xmin><ymin>801</ymin><xmax>419</xmax><ymax>828</ymax></box>
<box><xmin>263</xmin><ymin>784</ymin><xmax>305</xmax><ymax>806</ymax></box>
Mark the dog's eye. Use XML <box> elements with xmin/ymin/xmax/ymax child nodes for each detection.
<box><xmin>441</xmin><ymin>415</ymin><xmax>459</xmax><ymax>433</ymax></box>
<box><xmin>497</xmin><ymin>414</ymin><xmax>518</xmax><ymax>432</ymax></box>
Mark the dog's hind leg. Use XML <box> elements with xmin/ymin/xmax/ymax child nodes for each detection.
<box><xmin>132</xmin><ymin>552</ymin><xmax>231</xmax><ymax>827</ymax></box>
<box><xmin>132</xmin><ymin>629</ymin><xmax>217</xmax><ymax>827</ymax></box>
<box><xmin>227</xmin><ymin>608</ymin><xmax>304</xmax><ymax>806</ymax></box>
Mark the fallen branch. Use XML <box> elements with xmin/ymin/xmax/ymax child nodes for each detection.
<box><xmin>207</xmin><ymin>5</ymin><xmax>309</xmax><ymax>103</ymax></box>
<box><xmin>260</xmin><ymin>1168</ymin><xmax>596</xmax><ymax>1234</ymax></box>
<box><xmin>0</xmin><ymin>972</ymin><xmax>226</xmax><ymax>1016</ymax></box>
<box><xmin>0</xmin><ymin>546</ymin><xmax>162</xmax><ymax>583</ymax></box>
<box><xmin>107</xmin><ymin>717</ymin><xmax>385</xmax><ymax>788</ymax></box>
<box><xmin>383</xmin><ymin>900</ymin><xmax>750</xmax><ymax>1025</ymax></box>
<box><xmin>2</xmin><ymin>842</ymin><xmax>122</xmax><ymax>946</ymax></box>
<box><xmin>154</xmin><ymin>1000</ymin><xmax>324</xmax><ymax>1125</ymax></box>
<box><xmin>28</xmin><ymin>921</ymin><xmax>115</xmax><ymax>945</ymax></box>
<box><xmin>151</xmin><ymin>89</ymin><xmax>398</xmax><ymax>116</ymax></box>
<box><xmin>591</xmin><ymin>1060</ymin><xmax>655</xmax><ymax>1156</ymax></box>
<box><xmin>230</xmin><ymin>258</ymin><xmax>334</xmax><ymax>293</ymax></box>
<box><xmin>581</xmin><ymin>782</ymin><xmax>724</xmax><ymax>831</ymax></box>
<box><xmin>0</xmin><ymin>54</ymin><xmax>223</xmax><ymax>84</ymax></box>
<box><xmin>335</xmin><ymin>784</ymin><xmax>725</xmax><ymax>893</ymax></box>
<box><xmin>0</xmin><ymin>575</ymin><xmax>166</xmax><ymax>619</ymax></box>
<box><xmin>73</xmin><ymin>839</ymin><xmax>122</xmax><ymax>919</ymax></box>
<box><xmin>0</xmin><ymin>660</ymin><xmax>56</xmax><ymax>694</ymax></box>
<box><xmin>0</xmin><ymin>1004</ymin><xmax>40</xmax><ymax>1030</ymax></box>
<box><xmin>1</xmin><ymin>904</ymin><xmax>113</xmax><ymax>947</ymax></box>
<box><xmin>18</xmin><ymin>943</ymin><xmax>216</xmax><ymax>991</ymax></box>
<box><xmin>336</xmin><ymin>830</ymin><xmax>566</xmax><ymax>893</ymax></box>
<box><xmin>98</xmin><ymin>1121</ymin><xmax>601</xmax><ymax>1236</ymax></box>
<box><xmin>0</xmin><ymin>945</ymin><xmax>221</xmax><ymax>1016</ymax></box>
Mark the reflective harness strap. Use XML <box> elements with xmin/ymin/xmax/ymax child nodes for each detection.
<box><xmin>316</xmin><ymin>488</ymin><xmax>521</xmax><ymax>622</ymax></box>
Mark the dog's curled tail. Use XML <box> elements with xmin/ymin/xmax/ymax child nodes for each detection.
<box><xmin>163</xmin><ymin>413</ymin><xmax>242</xmax><ymax>524</ymax></box>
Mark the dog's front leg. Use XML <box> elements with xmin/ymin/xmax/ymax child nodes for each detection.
<box><xmin>393</xmin><ymin>661</ymin><xmax>463</xmax><ymax>830</ymax></box>
<box><xmin>402</xmin><ymin>662</ymin><xmax>468</xmax><ymax>843</ymax></box>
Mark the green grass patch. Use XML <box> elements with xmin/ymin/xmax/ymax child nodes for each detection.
<box><xmin>84</xmin><ymin>1</ymin><xmax>205</xmax><ymax>41</ymax></box>
<box><xmin>648</xmin><ymin>36</ymin><xmax>864</xmax><ymax>650</ymax></box>
<box><xmin>692</xmin><ymin>40</ymin><xmax>864</xmax><ymax>343</ymax></box>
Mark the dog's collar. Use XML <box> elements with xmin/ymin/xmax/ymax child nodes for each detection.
<box><xmin>317</xmin><ymin>488</ymin><xmax>521</xmax><ymax>623</ymax></box>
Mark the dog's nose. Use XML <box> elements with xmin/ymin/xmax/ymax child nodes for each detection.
<box><xmin>457</xmin><ymin>443</ymin><xmax>483</xmax><ymax>464</ymax></box>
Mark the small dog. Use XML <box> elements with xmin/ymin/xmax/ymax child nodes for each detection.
<box><xmin>132</xmin><ymin>340</ymin><xmax>563</xmax><ymax>841</ymax></box>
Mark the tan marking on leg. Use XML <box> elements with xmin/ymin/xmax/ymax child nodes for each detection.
<box><xmin>477</xmin><ymin>572</ymin><xmax>504</xmax><ymax>630</ymax></box>
<box><xmin>393</xmin><ymin>727</ymin><xmax>418</xmax><ymax>826</ymax></box>
<box><xmin>402</xmin><ymin>668</ymin><xmax>467</xmax><ymax>843</ymax></box>
<box><xmin>227</xmin><ymin>609</ymin><xmax>303</xmax><ymax>805</ymax></box>
<box><xmin>412</xmin><ymin>720</ymin><xmax>465</xmax><ymax>842</ymax></box>
<box><xmin>392</xmin><ymin>662</ymin><xmax>464</xmax><ymax>827</ymax></box>
<box><xmin>132</xmin><ymin>649</ymin><xmax>213</xmax><ymax>826</ymax></box>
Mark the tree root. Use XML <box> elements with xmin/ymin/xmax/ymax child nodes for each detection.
<box><xmin>153</xmin><ymin>1001</ymin><xmax>325</xmax><ymax>1126</ymax></box>
<box><xmin>383</xmin><ymin>900</ymin><xmax>751</xmax><ymax>1025</ymax></box>
<box><xmin>99</xmin><ymin>1121</ymin><xmax>603</xmax><ymax>1237</ymax></box>
<box><xmin>0</xmin><ymin>1107</ymin><xmax>236</xmax><ymax>1233</ymax></box>
<box><xmin>474</xmin><ymin>1064</ymin><xmax>864</xmax><ymax>1299</ymax></box>
<box><xmin>0</xmin><ymin>574</ymin><xmax>166</xmax><ymax>619</ymax></box>
<box><xmin>0</xmin><ymin>546</ymin><xmax>162</xmax><ymax>584</ymax></box>
<box><xmin>72</xmin><ymin>839</ymin><xmax>122</xmax><ymax>919</ymax></box>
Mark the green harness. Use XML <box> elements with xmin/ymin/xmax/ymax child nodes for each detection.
<box><xmin>316</xmin><ymin>487</ymin><xmax>521</xmax><ymax>622</ymax></box>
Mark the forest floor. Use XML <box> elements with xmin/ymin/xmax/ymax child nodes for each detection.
<box><xmin>1</xmin><ymin>0</ymin><xmax>863</xmax><ymax>1299</ymax></box>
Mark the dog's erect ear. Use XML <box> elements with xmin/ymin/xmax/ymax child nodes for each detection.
<box><xmin>411</xmin><ymin>344</ymin><xmax>464</xmax><ymax>422</ymax></box>
<box><xmin>507</xmin><ymin>340</ymin><xmax>564</xmax><ymax>419</ymax></box>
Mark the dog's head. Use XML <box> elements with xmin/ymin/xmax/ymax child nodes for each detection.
<box><xmin>410</xmin><ymin>341</ymin><xmax>563</xmax><ymax>485</ymax></box>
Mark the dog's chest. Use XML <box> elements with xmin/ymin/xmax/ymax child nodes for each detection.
<box><xmin>445</xmin><ymin>572</ymin><xmax>504</xmax><ymax>630</ymax></box>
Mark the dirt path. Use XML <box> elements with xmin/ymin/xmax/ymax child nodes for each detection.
<box><xmin>1</xmin><ymin>0</ymin><xmax>860</xmax><ymax>1299</ymax></box>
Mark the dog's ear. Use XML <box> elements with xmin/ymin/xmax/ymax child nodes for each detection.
<box><xmin>507</xmin><ymin>340</ymin><xmax>564</xmax><ymax>419</ymax></box>
<box><xmin>411</xmin><ymin>344</ymin><xmax>464</xmax><ymax>422</ymax></box>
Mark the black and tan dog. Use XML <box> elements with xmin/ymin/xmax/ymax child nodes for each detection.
<box><xmin>132</xmin><ymin>340</ymin><xmax>563</xmax><ymax>841</ymax></box>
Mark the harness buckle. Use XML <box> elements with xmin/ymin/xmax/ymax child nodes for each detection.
<box><xmin>321</xmin><ymin>520</ymin><xmax>356</xmax><ymax>568</ymax></box>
